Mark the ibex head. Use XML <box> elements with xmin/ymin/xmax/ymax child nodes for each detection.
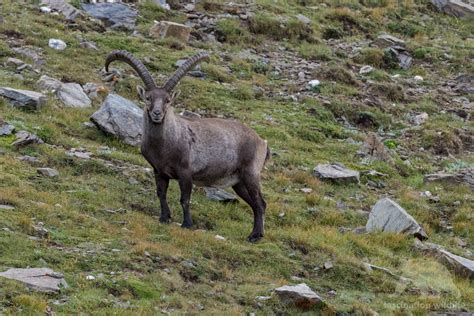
<box><xmin>105</xmin><ymin>50</ymin><xmax>210</xmax><ymax>124</ymax></box>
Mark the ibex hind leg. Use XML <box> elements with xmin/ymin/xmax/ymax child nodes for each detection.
<box><xmin>155</xmin><ymin>173</ymin><xmax>171</xmax><ymax>223</ymax></box>
<box><xmin>236</xmin><ymin>173</ymin><xmax>266</xmax><ymax>242</ymax></box>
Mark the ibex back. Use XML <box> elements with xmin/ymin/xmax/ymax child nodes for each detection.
<box><xmin>105</xmin><ymin>50</ymin><xmax>270</xmax><ymax>242</ymax></box>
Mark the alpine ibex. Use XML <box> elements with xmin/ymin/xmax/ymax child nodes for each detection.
<box><xmin>105</xmin><ymin>50</ymin><xmax>270</xmax><ymax>242</ymax></box>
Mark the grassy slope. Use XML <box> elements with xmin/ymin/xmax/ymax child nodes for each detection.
<box><xmin>0</xmin><ymin>0</ymin><xmax>473</xmax><ymax>314</ymax></box>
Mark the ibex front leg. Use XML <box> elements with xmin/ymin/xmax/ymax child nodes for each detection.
<box><xmin>155</xmin><ymin>172</ymin><xmax>171</xmax><ymax>223</ymax></box>
<box><xmin>178</xmin><ymin>172</ymin><xmax>193</xmax><ymax>228</ymax></box>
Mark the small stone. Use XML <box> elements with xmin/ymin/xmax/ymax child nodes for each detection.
<box><xmin>412</xmin><ymin>112</ymin><xmax>428</xmax><ymax>125</ymax></box>
<box><xmin>18</xmin><ymin>155</ymin><xmax>41</xmax><ymax>164</ymax></box>
<box><xmin>308</xmin><ymin>79</ymin><xmax>320</xmax><ymax>88</ymax></box>
<box><xmin>40</xmin><ymin>6</ymin><xmax>52</xmax><ymax>13</ymax></box>
<box><xmin>0</xmin><ymin>268</ymin><xmax>67</xmax><ymax>293</ymax></box>
<box><xmin>300</xmin><ymin>188</ymin><xmax>313</xmax><ymax>193</ymax></box>
<box><xmin>12</xmin><ymin>131</ymin><xmax>44</xmax><ymax>148</ymax></box>
<box><xmin>274</xmin><ymin>283</ymin><xmax>325</xmax><ymax>310</ymax></box>
<box><xmin>81</xmin><ymin>3</ymin><xmax>137</xmax><ymax>31</ymax></box>
<box><xmin>323</xmin><ymin>261</ymin><xmax>333</xmax><ymax>270</ymax></box>
<box><xmin>180</xmin><ymin>110</ymin><xmax>201</xmax><ymax>119</ymax></box>
<box><xmin>215</xmin><ymin>235</ymin><xmax>226</xmax><ymax>241</ymax></box>
<box><xmin>149</xmin><ymin>21</ymin><xmax>191</xmax><ymax>42</ymax></box>
<box><xmin>0</xmin><ymin>119</ymin><xmax>15</xmax><ymax>136</ymax></box>
<box><xmin>373</xmin><ymin>33</ymin><xmax>405</xmax><ymax>48</ymax></box>
<box><xmin>79</xmin><ymin>41</ymin><xmax>99</xmax><ymax>51</ymax></box>
<box><xmin>359</xmin><ymin>65</ymin><xmax>374</xmax><ymax>75</ymax></box>
<box><xmin>48</xmin><ymin>39</ymin><xmax>67</xmax><ymax>50</ymax></box>
<box><xmin>414</xmin><ymin>75</ymin><xmax>424</xmax><ymax>82</ymax></box>
<box><xmin>86</xmin><ymin>275</ymin><xmax>95</xmax><ymax>280</ymax></box>
<box><xmin>296</xmin><ymin>14</ymin><xmax>311</xmax><ymax>24</ymax></box>
<box><xmin>204</xmin><ymin>187</ymin><xmax>237</xmax><ymax>203</ymax></box>
<box><xmin>313</xmin><ymin>163</ymin><xmax>360</xmax><ymax>184</ymax></box>
<box><xmin>0</xmin><ymin>204</ymin><xmax>15</xmax><ymax>210</ymax></box>
<box><xmin>37</xmin><ymin>75</ymin><xmax>62</xmax><ymax>93</ymax></box>
<box><xmin>40</xmin><ymin>0</ymin><xmax>82</xmax><ymax>20</ymax></box>
<box><xmin>37</xmin><ymin>168</ymin><xmax>59</xmax><ymax>177</ymax></box>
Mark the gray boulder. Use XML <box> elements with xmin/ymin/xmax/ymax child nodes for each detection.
<box><xmin>424</xmin><ymin>169</ymin><xmax>473</xmax><ymax>190</ymax></box>
<box><xmin>40</xmin><ymin>0</ymin><xmax>82</xmax><ymax>20</ymax></box>
<box><xmin>204</xmin><ymin>187</ymin><xmax>237</xmax><ymax>203</ymax></box>
<box><xmin>0</xmin><ymin>87</ymin><xmax>46</xmax><ymax>111</ymax></box>
<box><xmin>0</xmin><ymin>268</ymin><xmax>67</xmax><ymax>293</ymax></box>
<box><xmin>313</xmin><ymin>163</ymin><xmax>360</xmax><ymax>184</ymax></box>
<box><xmin>373</xmin><ymin>33</ymin><xmax>405</xmax><ymax>48</ymax></box>
<box><xmin>81</xmin><ymin>3</ymin><xmax>137</xmax><ymax>31</ymax></box>
<box><xmin>12</xmin><ymin>130</ymin><xmax>44</xmax><ymax>148</ymax></box>
<box><xmin>57</xmin><ymin>83</ymin><xmax>91</xmax><ymax>108</ymax></box>
<box><xmin>366</xmin><ymin>198</ymin><xmax>428</xmax><ymax>240</ymax></box>
<box><xmin>431</xmin><ymin>0</ymin><xmax>474</xmax><ymax>19</ymax></box>
<box><xmin>37</xmin><ymin>75</ymin><xmax>62</xmax><ymax>92</ymax></box>
<box><xmin>90</xmin><ymin>93</ymin><xmax>143</xmax><ymax>147</ymax></box>
<box><xmin>414</xmin><ymin>241</ymin><xmax>474</xmax><ymax>280</ymax></box>
<box><xmin>37</xmin><ymin>167</ymin><xmax>59</xmax><ymax>177</ymax></box>
<box><xmin>0</xmin><ymin>118</ymin><xmax>15</xmax><ymax>136</ymax></box>
<box><xmin>274</xmin><ymin>283</ymin><xmax>325</xmax><ymax>310</ymax></box>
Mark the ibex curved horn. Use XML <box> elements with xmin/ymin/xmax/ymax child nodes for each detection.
<box><xmin>163</xmin><ymin>52</ymin><xmax>210</xmax><ymax>92</ymax></box>
<box><xmin>105</xmin><ymin>50</ymin><xmax>156</xmax><ymax>90</ymax></box>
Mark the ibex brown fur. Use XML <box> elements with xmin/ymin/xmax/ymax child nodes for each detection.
<box><xmin>105</xmin><ymin>50</ymin><xmax>270</xmax><ymax>242</ymax></box>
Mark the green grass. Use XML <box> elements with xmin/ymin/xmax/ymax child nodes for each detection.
<box><xmin>0</xmin><ymin>0</ymin><xmax>473</xmax><ymax>314</ymax></box>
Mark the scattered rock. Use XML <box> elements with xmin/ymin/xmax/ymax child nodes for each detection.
<box><xmin>57</xmin><ymin>83</ymin><xmax>91</xmax><ymax>108</ymax></box>
<box><xmin>300</xmin><ymin>188</ymin><xmax>313</xmax><ymax>194</ymax></box>
<box><xmin>204</xmin><ymin>187</ymin><xmax>238</xmax><ymax>203</ymax></box>
<box><xmin>66</xmin><ymin>149</ymin><xmax>92</xmax><ymax>159</ymax></box>
<box><xmin>149</xmin><ymin>21</ymin><xmax>191</xmax><ymax>42</ymax></box>
<box><xmin>37</xmin><ymin>168</ymin><xmax>59</xmax><ymax>177</ymax></box>
<box><xmin>180</xmin><ymin>110</ymin><xmax>201</xmax><ymax>119</ymax></box>
<box><xmin>414</xmin><ymin>75</ymin><xmax>424</xmax><ymax>82</ymax></box>
<box><xmin>90</xmin><ymin>93</ymin><xmax>143</xmax><ymax>147</ymax></box>
<box><xmin>296</xmin><ymin>14</ymin><xmax>311</xmax><ymax>24</ymax></box>
<box><xmin>40</xmin><ymin>0</ymin><xmax>82</xmax><ymax>20</ymax></box>
<box><xmin>323</xmin><ymin>261</ymin><xmax>333</xmax><ymax>270</ymax></box>
<box><xmin>363</xmin><ymin>263</ymin><xmax>408</xmax><ymax>281</ymax></box>
<box><xmin>366</xmin><ymin>198</ymin><xmax>428</xmax><ymax>240</ymax></box>
<box><xmin>79</xmin><ymin>40</ymin><xmax>99</xmax><ymax>51</ymax></box>
<box><xmin>5</xmin><ymin>57</ymin><xmax>25</xmax><ymax>68</ymax></box>
<box><xmin>274</xmin><ymin>283</ymin><xmax>325</xmax><ymax>310</ymax></box>
<box><xmin>0</xmin><ymin>87</ymin><xmax>47</xmax><ymax>111</ymax></box>
<box><xmin>386</xmin><ymin>46</ymin><xmax>412</xmax><ymax>70</ymax></box>
<box><xmin>33</xmin><ymin>222</ymin><xmax>49</xmax><ymax>238</ymax></box>
<box><xmin>313</xmin><ymin>163</ymin><xmax>360</xmax><ymax>184</ymax></box>
<box><xmin>0</xmin><ymin>268</ymin><xmax>67</xmax><ymax>293</ymax></box>
<box><xmin>18</xmin><ymin>155</ymin><xmax>41</xmax><ymax>164</ymax></box>
<box><xmin>83</xmin><ymin>83</ymin><xmax>104</xmax><ymax>99</ymax></box>
<box><xmin>359</xmin><ymin>65</ymin><xmax>374</xmax><ymax>75</ymax></box>
<box><xmin>414</xmin><ymin>240</ymin><xmax>474</xmax><ymax>280</ymax></box>
<box><xmin>411</xmin><ymin>112</ymin><xmax>429</xmax><ymax>125</ymax></box>
<box><xmin>48</xmin><ymin>39</ymin><xmax>67</xmax><ymax>51</ymax></box>
<box><xmin>37</xmin><ymin>75</ymin><xmax>62</xmax><ymax>92</ymax></box>
<box><xmin>373</xmin><ymin>33</ymin><xmax>406</xmax><ymax>48</ymax></box>
<box><xmin>0</xmin><ymin>118</ymin><xmax>15</xmax><ymax>136</ymax></box>
<box><xmin>215</xmin><ymin>235</ymin><xmax>226</xmax><ymax>241</ymax></box>
<box><xmin>12</xmin><ymin>131</ymin><xmax>44</xmax><ymax>148</ymax></box>
<box><xmin>424</xmin><ymin>169</ymin><xmax>473</xmax><ymax>190</ymax></box>
<box><xmin>0</xmin><ymin>204</ymin><xmax>15</xmax><ymax>210</ymax></box>
<box><xmin>357</xmin><ymin>133</ymin><xmax>393</xmax><ymax>163</ymax></box>
<box><xmin>82</xmin><ymin>3</ymin><xmax>137</xmax><ymax>31</ymax></box>
<box><xmin>86</xmin><ymin>275</ymin><xmax>95</xmax><ymax>281</ymax></box>
<box><xmin>430</xmin><ymin>0</ymin><xmax>474</xmax><ymax>19</ymax></box>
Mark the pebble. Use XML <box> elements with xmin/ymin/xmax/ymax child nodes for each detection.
<box><xmin>48</xmin><ymin>39</ymin><xmax>67</xmax><ymax>51</ymax></box>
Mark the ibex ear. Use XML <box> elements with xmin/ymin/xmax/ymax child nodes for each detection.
<box><xmin>136</xmin><ymin>85</ymin><xmax>147</xmax><ymax>101</ymax></box>
<box><xmin>170</xmin><ymin>89</ymin><xmax>181</xmax><ymax>102</ymax></box>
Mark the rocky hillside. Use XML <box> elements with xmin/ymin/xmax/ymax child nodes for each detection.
<box><xmin>0</xmin><ymin>0</ymin><xmax>473</xmax><ymax>314</ymax></box>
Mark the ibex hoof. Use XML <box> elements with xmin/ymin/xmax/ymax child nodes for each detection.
<box><xmin>159</xmin><ymin>216</ymin><xmax>171</xmax><ymax>223</ymax></box>
<box><xmin>247</xmin><ymin>232</ymin><xmax>263</xmax><ymax>243</ymax></box>
<box><xmin>181</xmin><ymin>221</ymin><xmax>193</xmax><ymax>229</ymax></box>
